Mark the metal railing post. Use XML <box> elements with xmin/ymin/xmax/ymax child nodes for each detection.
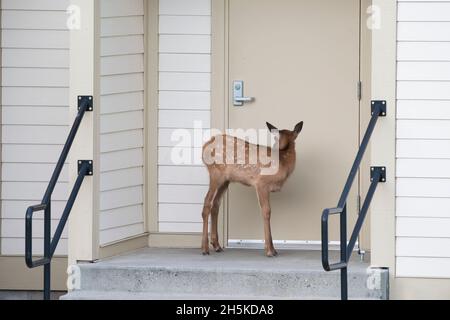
<box><xmin>340</xmin><ymin>205</ymin><xmax>348</xmax><ymax>300</ymax></box>
<box><xmin>44</xmin><ymin>201</ymin><xmax>51</xmax><ymax>300</ymax></box>
<box><xmin>25</xmin><ymin>96</ymin><xmax>94</xmax><ymax>300</ymax></box>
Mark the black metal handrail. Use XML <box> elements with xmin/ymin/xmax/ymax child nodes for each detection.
<box><xmin>321</xmin><ymin>100</ymin><xmax>386</xmax><ymax>300</ymax></box>
<box><xmin>25</xmin><ymin>96</ymin><xmax>93</xmax><ymax>300</ymax></box>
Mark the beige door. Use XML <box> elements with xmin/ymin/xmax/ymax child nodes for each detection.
<box><xmin>227</xmin><ymin>0</ymin><xmax>361</xmax><ymax>244</ymax></box>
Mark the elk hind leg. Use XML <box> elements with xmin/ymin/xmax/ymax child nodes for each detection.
<box><xmin>210</xmin><ymin>181</ymin><xmax>229</xmax><ymax>252</ymax></box>
<box><xmin>201</xmin><ymin>182</ymin><xmax>219</xmax><ymax>255</ymax></box>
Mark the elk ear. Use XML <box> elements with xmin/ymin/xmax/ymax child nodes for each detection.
<box><xmin>266</xmin><ymin>122</ymin><xmax>278</xmax><ymax>133</ymax></box>
<box><xmin>294</xmin><ymin>121</ymin><xmax>304</xmax><ymax>135</ymax></box>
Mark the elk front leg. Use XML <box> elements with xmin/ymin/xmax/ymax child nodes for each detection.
<box><xmin>201</xmin><ymin>182</ymin><xmax>219</xmax><ymax>255</ymax></box>
<box><xmin>210</xmin><ymin>182</ymin><xmax>229</xmax><ymax>252</ymax></box>
<box><xmin>256</xmin><ymin>186</ymin><xmax>277</xmax><ymax>257</ymax></box>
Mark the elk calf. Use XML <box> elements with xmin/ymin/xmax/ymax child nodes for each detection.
<box><xmin>201</xmin><ymin>122</ymin><xmax>304</xmax><ymax>257</ymax></box>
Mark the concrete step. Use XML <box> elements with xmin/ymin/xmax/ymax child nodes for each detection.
<box><xmin>61</xmin><ymin>291</ymin><xmax>350</xmax><ymax>300</ymax></box>
<box><xmin>62</xmin><ymin>248</ymin><xmax>388</xmax><ymax>300</ymax></box>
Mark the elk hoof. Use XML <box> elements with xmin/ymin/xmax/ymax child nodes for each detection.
<box><xmin>266</xmin><ymin>250</ymin><xmax>278</xmax><ymax>257</ymax></box>
<box><xmin>211</xmin><ymin>242</ymin><xmax>223</xmax><ymax>253</ymax></box>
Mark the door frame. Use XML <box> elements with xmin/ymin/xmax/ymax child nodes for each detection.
<box><xmin>211</xmin><ymin>0</ymin><xmax>373</xmax><ymax>250</ymax></box>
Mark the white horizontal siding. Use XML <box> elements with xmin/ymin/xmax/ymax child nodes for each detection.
<box><xmin>2</xmin><ymin>238</ymin><xmax>67</xmax><ymax>256</ymax></box>
<box><xmin>159</xmin><ymin>35</ymin><xmax>211</xmax><ymax>54</ymax></box>
<box><xmin>2</xmin><ymin>182</ymin><xmax>68</xmax><ymax>201</ymax></box>
<box><xmin>101</xmin><ymin>91</ymin><xmax>144</xmax><ymax>115</ymax></box>
<box><xmin>101</xmin><ymin>73</ymin><xmax>144</xmax><ymax>95</ymax></box>
<box><xmin>158</xmin><ymin>147</ymin><xmax>203</xmax><ymax>166</ymax></box>
<box><xmin>101</xmin><ymin>130</ymin><xmax>144</xmax><ymax>153</ymax></box>
<box><xmin>3</xmin><ymin>68</ymin><xmax>69</xmax><ymax>87</ymax></box>
<box><xmin>2</xmin><ymin>30</ymin><xmax>69</xmax><ymax>49</ymax></box>
<box><xmin>159</xmin><ymin>185</ymin><xmax>208</xmax><ymax>204</ymax></box>
<box><xmin>101</xmin><ymin>35</ymin><xmax>145</xmax><ymax>57</ymax></box>
<box><xmin>397</xmin><ymin>178</ymin><xmax>450</xmax><ymax>198</ymax></box>
<box><xmin>2</xmin><ymin>11</ymin><xmax>68</xmax><ymax>30</ymax></box>
<box><xmin>2</xmin><ymin>0</ymin><xmax>70</xmax><ymax>11</ymax></box>
<box><xmin>398</xmin><ymin>62</ymin><xmax>450</xmax><ymax>81</ymax></box>
<box><xmin>159</xmin><ymin>110</ymin><xmax>210</xmax><ymax>128</ymax></box>
<box><xmin>99</xmin><ymin>223</ymin><xmax>145</xmax><ymax>244</ymax></box>
<box><xmin>158</xmin><ymin>128</ymin><xmax>211</xmax><ymax>147</ymax></box>
<box><xmin>159</xmin><ymin>0</ymin><xmax>211</xmax><ymax>16</ymax></box>
<box><xmin>398</xmin><ymin>139</ymin><xmax>450</xmax><ymax>159</ymax></box>
<box><xmin>397</xmin><ymin>82</ymin><xmax>450</xmax><ymax>100</ymax></box>
<box><xmin>397</xmin><ymin>217</ymin><xmax>450</xmax><ymax>238</ymax></box>
<box><xmin>101</xmin><ymin>54</ymin><xmax>144</xmax><ymax>76</ymax></box>
<box><xmin>99</xmin><ymin>0</ymin><xmax>145</xmax><ymax>246</ymax></box>
<box><xmin>159</xmin><ymin>91</ymin><xmax>210</xmax><ymax>110</ymax></box>
<box><xmin>2</xmin><ymin>219</ymin><xmax>68</xmax><ymax>238</ymax></box>
<box><xmin>2</xmin><ymin>163</ymin><xmax>68</xmax><ymax>182</ymax></box>
<box><xmin>2</xmin><ymin>200</ymin><xmax>66</xmax><ymax>220</ymax></box>
<box><xmin>398</xmin><ymin>22</ymin><xmax>450</xmax><ymax>41</ymax></box>
<box><xmin>100</xmin><ymin>148</ymin><xmax>144</xmax><ymax>173</ymax></box>
<box><xmin>159</xmin><ymin>54</ymin><xmax>210</xmax><ymax>73</ymax></box>
<box><xmin>398</xmin><ymin>2</ymin><xmax>450</xmax><ymax>22</ymax></box>
<box><xmin>158</xmin><ymin>166</ymin><xmax>209</xmax><ymax>185</ymax></box>
<box><xmin>3</xmin><ymin>48</ymin><xmax>69</xmax><ymax>68</ymax></box>
<box><xmin>100</xmin><ymin>186</ymin><xmax>143</xmax><ymax>211</ymax></box>
<box><xmin>2</xmin><ymin>145</ymin><xmax>65</xmax><ymax>163</ymax></box>
<box><xmin>100</xmin><ymin>0</ymin><xmax>144</xmax><ymax>18</ymax></box>
<box><xmin>396</xmin><ymin>0</ymin><xmax>450</xmax><ymax>278</ymax></box>
<box><xmin>398</xmin><ymin>42</ymin><xmax>450</xmax><ymax>61</ymax></box>
<box><xmin>157</xmin><ymin>0</ymin><xmax>211</xmax><ymax>233</ymax></box>
<box><xmin>3</xmin><ymin>126</ymin><xmax>69</xmax><ymax>144</ymax></box>
<box><xmin>159</xmin><ymin>203</ymin><xmax>203</xmax><ymax>223</ymax></box>
<box><xmin>397</xmin><ymin>197</ymin><xmax>450</xmax><ymax>218</ymax></box>
<box><xmin>159</xmin><ymin>72</ymin><xmax>210</xmax><ymax>91</ymax></box>
<box><xmin>100</xmin><ymin>167</ymin><xmax>144</xmax><ymax>192</ymax></box>
<box><xmin>1</xmin><ymin>2</ymin><xmax>70</xmax><ymax>256</ymax></box>
<box><xmin>101</xmin><ymin>16</ymin><xmax>144</xmax><ymax>37</ymax></box>
<box><xmin>397</xmin><ymin>100</ymin><xmax>450</xmax><ymax>120</ymax></box>
<box><xmin>3</xmin><ymin>107</ymin><xmax>68</xmax><ymax>126</ymax></box>
<box><xmin>397</xmin><ymin>257</ymin><xmax>450</xmax><ymax>278</ymax></box>
<box><xmin>100</xmin><ymin>205</ymin><xmax>144</xmax><ymax>230</ymax></box>
<box><xmin>159</xmin><ymin>222</ymin><xmax>202</xmax><ymax>233</ymax></box>
<box><xmin>100</xmin><ymin>110</ymin><xmax>144</xmax><ymax>134</ymax></box>
<box><xmin>397</xmin><ymin>238</ymin><xmax>450</xmax><ymax>258</ymax></box>
<box><xmin>397</xmin><ymin>120</ymin><xmax>450</xmax><ymax>139</ymax></box>
<box><xmin>397</xmin><ymin>159</ymin><xmax>450</xmax><ymax>178</ymax></box>
<box><xmin>159</xmin><ymin>16</ymin><xmax>211</xmax><ymax>35</ymax></box>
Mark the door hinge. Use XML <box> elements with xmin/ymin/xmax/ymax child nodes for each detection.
<box><xmin>357</xmin><ymin>81</ymin><xmax>362</xmax><ymax>101</ymax></box>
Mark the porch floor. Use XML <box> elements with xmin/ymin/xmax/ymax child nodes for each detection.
<box><xmin>91</xmin><ymin>247</ymin><xmax>367</xmax><ymax>273</ymax></box>
<box><xmin>62</xmin><ymin>248</ymin><xmax>386</xmax><ymax>300</ymax></box>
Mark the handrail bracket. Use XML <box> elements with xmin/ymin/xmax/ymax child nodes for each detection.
<box><xmin>371</xmin><ymin>100</ymin><xmax>386</xmax><ymax>117</ymax></box>
<box><xmin>78</xmin><ymin>160</ymin><xmax>94</xmax><ymax>176</ymax></box>
<box><xmin>78</xmin><ymin>95</ymin><xmax>93</xmax><ymax>111</ymax></box>
<box><xmin>371</xmin><ymin>166</ymin><xmax>386</xmax><ymax>183</ymax></box>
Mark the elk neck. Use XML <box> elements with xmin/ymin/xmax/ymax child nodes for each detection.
<box><xmin>279</xmin><ymin>140</ymin><xmax>297</xmax><ymax>176</ymax></box>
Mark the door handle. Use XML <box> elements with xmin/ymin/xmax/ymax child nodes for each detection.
<box><xmin>235</xmin><ymin>97</ymin><xmax>254</xmax><ymax>103</ymax></box>
<box><xmin>233</xmin><ymin>81</ymin><xmax>254</xmax><ymax>106</ymax></box>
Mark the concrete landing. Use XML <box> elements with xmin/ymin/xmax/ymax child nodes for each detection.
<box><xmin>62</xmin><ymin>248</ymin><xmax>388</xmax><ymax>300</ymax></box>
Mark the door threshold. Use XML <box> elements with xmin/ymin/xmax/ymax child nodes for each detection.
<box><xmin>227</xmin><ymin>239</ymin><xmax>358</xmax><ymax>251</ymax></box>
